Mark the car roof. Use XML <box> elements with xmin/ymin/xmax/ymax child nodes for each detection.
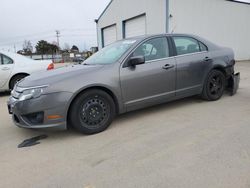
<box><xmin>125</xmin><ymin>33</ymin><xmax>201</xmax><ymax>40</ymax></box>
<box><xmin>123</xmin><ymin>33</ymin><xmax>220</xmax><ymax>50</ymax></box>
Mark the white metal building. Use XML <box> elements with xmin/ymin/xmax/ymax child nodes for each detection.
<box><xmin>95</xmin><ymin>0</ymin><xmax>250</xmax><ymax>60</ymax></box>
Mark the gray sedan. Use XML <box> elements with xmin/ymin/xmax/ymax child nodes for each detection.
<box><xmin>7</xmin><ymin>34</ymin><xmax>240</xmax><ymax>134</ymax></box>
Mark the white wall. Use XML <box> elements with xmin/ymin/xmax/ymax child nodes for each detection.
<box><xmin>169</xmin><ymin>0</ymin><xmax>250</xmax><ymax>60</ymax></box>
<box><xmin>97</xmin><ymin>0</ymin><xmax>167</xmax><ymax>49</ymax></box>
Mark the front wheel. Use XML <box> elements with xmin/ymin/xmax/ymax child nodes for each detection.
<box><xmin>202</xmin><ymin>70</ymin><xmax>226</xmax><ymax>101</ymax></box>
<box><xmin>69</xmin><ymin>89</ymin><xmax>116</xmax><ymax>134</ymax></box>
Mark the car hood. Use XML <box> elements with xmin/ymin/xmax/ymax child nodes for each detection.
<box><xmin>18</xmin><ymin>64</ymin><xmax>104</xmax><ymax>88</ymax></box>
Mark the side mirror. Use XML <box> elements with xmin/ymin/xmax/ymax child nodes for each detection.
<box><xmin>128</xmin><ymin>56</ymin><xmax>145</xmax><ymax>66</ymax></box>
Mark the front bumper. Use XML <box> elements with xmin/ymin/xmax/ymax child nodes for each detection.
<box><xmin>7</xmin><ymin>92</ymin><xmax>73</xmax><ymax>130</ymax></box>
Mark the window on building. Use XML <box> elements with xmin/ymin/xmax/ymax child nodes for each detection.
<box><xmin>133</xmin><ymin>37</ymin><xmax>169</xmax><ymax>62</ymax></box>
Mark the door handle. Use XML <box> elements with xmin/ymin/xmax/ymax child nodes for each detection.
<box><xmin>1</xmin><ymin>67</ymin><xmax>10</xmax><ymax>71</ymax></box>
<box><xmin>162</xmin><ymin>64</ymin><xmax>174</xmax><ymax>70</ymax></box>
<box><xmin>204</xmin><ymin>57</ymin><xmax>212</xmax><ymax>62</ymax></box>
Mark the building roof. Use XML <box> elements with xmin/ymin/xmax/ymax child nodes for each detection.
<box><xmin>95</xmin><ymin>0</ymin><xmax>113</xmax><ymax>23</ymax></box>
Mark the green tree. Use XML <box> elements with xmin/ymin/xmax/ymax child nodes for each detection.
<box><xmin>35</xmin><ymin>40</ymin><xmax>50</xmax><ymax>56</ymax></box>
<box><xmin>35</xmin><ymin>40</ymin><xmax>59</xmax><ymax>59</ymax></box>
<box><xmin>71</xmin><ymin>45</ymin><xmax>79</xmax><ymax>52</ymax></box>
<box><xmin>48</xmin><ymin>44</ymin><xmax>59</xmax><ymax>55</ymax></box>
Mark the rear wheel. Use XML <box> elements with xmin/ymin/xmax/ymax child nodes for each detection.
<box><xmin>9</xmin><ymin>74</ymin><xmax>28</xmax><ymax>90</ymax></box>
<box><xmin>202</xmin><ymin>70</ymin><xmax>226</xmax><ymax>101</ymax></box>
<box><xmin>69</xmin><ymin>89</ymin><xmax>116</xmax><ymax>134</ymax></box>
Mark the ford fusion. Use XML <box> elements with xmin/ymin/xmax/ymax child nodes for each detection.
<box><xmin>7</xmin><ymin>34</ymin><xmax>240</xmax><ymax>134</ymax></box>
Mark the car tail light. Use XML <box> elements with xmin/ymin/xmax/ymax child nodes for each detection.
<box><xmin>47</xmin><ymin>63</ymin><xmax>54</xmax><ymax>70</ymax></box>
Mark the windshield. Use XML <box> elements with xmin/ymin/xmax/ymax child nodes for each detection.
<box><xmin>84</xmin><ymin>40</ymin><xmax>137</xmax><ymax>65</ymax></box>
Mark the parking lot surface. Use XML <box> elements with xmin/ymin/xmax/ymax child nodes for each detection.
<box><xmin>0</xmin><ymin>62</ymin><xmax>250</xmax><ymax>188</ymax></box>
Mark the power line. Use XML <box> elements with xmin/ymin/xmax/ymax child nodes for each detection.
<box><xmin>61</xmin><ymin>34</ymin><xmax>96</xmax><ymax>37</ymax></box>
<box><xmin>0</xmin><ymin>27</ymin><xmax>96</xmax><ymax>43</ymax></box>
<box><xmin>0</xmin><ymin>33</ymin><xmax>97</xmax><ymax>46</ymax></box>
<box><xmin>0</xmin><ymin>27</ymin><xmax>98</xmax><ymax>49</ymax></box>
<box><xmin>0</xmin><ymin>35</ymin><xmax>55</xmax><ymax>46</ymax></box>
<box><xmin>0</xmin><ymin>30</ymin><xmax>55</xmax><ymax>43</ymax></box>
<box><xmin>60</xmin><ymin>27</ymin><xmax>96</xmax><ymax>32</ymax></box>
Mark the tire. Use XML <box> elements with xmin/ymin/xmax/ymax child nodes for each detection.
<box><xmin>9</xmin><ymin>74</ymin><xmax>28</xmax><ymax>90</ymax></box>
<box><xmin>202</xmin><ymin>69</ymin><xmax>226</xmax><ymax>101</ymax></box>
<box><xmin>69</xmin><ymin>89</ymin><xmax>116</xmax><ymax>134</ymax></box>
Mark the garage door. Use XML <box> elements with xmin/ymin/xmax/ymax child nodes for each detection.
<box><xmin>124</xmin><ymin>15</ymin><xmax>146</xmax><ymax>38</ymax></box>
<box><xmin>102</xmin><ymin>25</ymin><xmax>117</xmax><ymax>47</ymax></box>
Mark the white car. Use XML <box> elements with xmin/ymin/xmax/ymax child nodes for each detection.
<box><xmin>0</xmin><ymin>51</ymin><xmax>54</xmax><ymax>91</ymax></box>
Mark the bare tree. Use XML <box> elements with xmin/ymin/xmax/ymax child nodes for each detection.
<box><xmin>63</xmin><ymin>43</ymin><xmax>70</xmax><ymax>52</ymax></box>
<box><xmin>23</xmin><ymin>40</ymin><xmax>33</xmax><ymax>54</ymax></box>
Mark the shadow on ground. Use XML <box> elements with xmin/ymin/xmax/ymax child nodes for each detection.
<box><xmin>115</xmin><ymin>96</ymin><xmax>204</xmax><ymax>122</ymax></box>
<box><xmin>16</xmin><ymin>95</ymin><xmax>207</xmax><ymax>143</ymax></box>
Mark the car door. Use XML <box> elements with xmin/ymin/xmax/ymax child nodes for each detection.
<box><xmin>172</xmin><ymin>36</ymin><xmax>210</xmax><ymax>97</ymax></box>
<box><xmin>120</xmin><ymin>37</ymin><xmax>176</xmax><ymax>112</ymax></box>
<box><xmin>0</xmin><ymin>54</ymin><xmax>14</xmax><ymax>88</ymax></box>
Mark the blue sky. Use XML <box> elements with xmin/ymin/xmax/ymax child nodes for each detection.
<box><xmin>0</xmin><ymin>0</ymin><xmax>110</xmax><ymax>52</ymax></box>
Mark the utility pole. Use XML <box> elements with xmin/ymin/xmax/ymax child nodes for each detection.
<box><xmin>14</xmin><ymin>44</ymin><xmax>16</xmax><ymax>53</ymax></box>
<box><xmin>55</xmin><ymin>30</ymin><xmax>60</xmax><ymax>47</ymax></box>
<box><xmin>55</xmin><ymin>30</ymin><xmax>60</xmax><ymax>55</ymax></box>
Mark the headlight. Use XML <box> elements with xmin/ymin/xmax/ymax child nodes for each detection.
<box><xmin>19</xmin><ymin>86</ymin><xmax>48</xmax><ymax>101</ymax></box>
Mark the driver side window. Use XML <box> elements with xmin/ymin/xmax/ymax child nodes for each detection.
<box><xmin>132</xmin><ymin>37</ymin><xmax>169</xmax><ymax>62</ymax></box>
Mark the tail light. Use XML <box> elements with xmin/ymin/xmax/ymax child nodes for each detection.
<box><xmin>47</xmin><ymin>63</ymin><xmax>54</xmax><ymax>70</ymax></box>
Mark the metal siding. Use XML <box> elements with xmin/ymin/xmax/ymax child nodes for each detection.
<box><xmin>169</xmin><ymin>0</ymin><xmax>250</xmax><ymax>60</ymax></box>
<box><xmin>97</xmin><ymin>0</ymin><xmax>167</xmax><ymax>49</ymax></box>
<box><xmin>97</xmin><ymin>0</ymin><xmax>250</xmax><ymax>60</ymax></box>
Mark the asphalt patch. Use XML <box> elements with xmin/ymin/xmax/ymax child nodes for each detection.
<box><xmin>18</xmin><ymin>134</ymin><xmax>48</xmax><ymax>148</ymax></box>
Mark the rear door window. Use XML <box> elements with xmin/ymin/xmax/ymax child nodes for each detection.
<box><xmin>199</xmin><ymin>42</ymin><xmax>208</xmax><ymax>52</ymax></box>
<box><xmin>173</xmin><ymin>37</ymin><xmax>201</xmax><ymax>55</ymax></box>
<box><xmin>1</xmin><ymin>54</ymin><xmax>13</xmax><ymax>65</ymax></box>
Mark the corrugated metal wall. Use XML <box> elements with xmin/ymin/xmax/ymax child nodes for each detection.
<box><xmin>170</xmin><ymin>0</ymin><xmax>250</xmax><ymax>60</ymax></box>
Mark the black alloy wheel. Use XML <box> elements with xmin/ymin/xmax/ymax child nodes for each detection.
<box><xmin>202</xmin><ymin>69</ymin><xmax>226</xmax><ymax>101</ymax></box>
